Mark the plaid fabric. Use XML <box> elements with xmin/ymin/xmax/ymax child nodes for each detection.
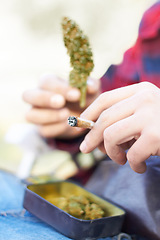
<box><xmin>101</xmin><ymin>1</ymin><xmax>160</xmax><ymax>91</ymax></box>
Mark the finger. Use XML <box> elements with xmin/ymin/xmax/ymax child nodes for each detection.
<box><xmin>39</xmin><ymin>75</ymin><xmax>80</xmax><ymax>102</ymax></box>
<box><xmin>103</xmin><ymin>115</ymin><xmax>141</xmax><ymax>165</ymax></box>
<box><xmin>81</xmin><ymin>81</ymin><xmax>156</xmax><ymax>121</ymax></box>
<box><xmin>38</xmin><ymin>122</ymin><xmax>68</xmax><ymax>138</ymax></box>
<box><xmin>126</xmin><ymin>134</ymin><xmax>154</xmax><ymax>173</ymax></box>
<box><xmin>26</xmin><ymin>108</ymin><xmax>69</xmax><ymax>124</ymax></box>
<box><xmin>80</xmin><ymin>93</ymin><xmax>140</xmax><ymax>153</ymax></box>
<box><xmin>23</xmin><ymin>89</ymin><xmax>65</xmax><ymax>108</ymax></box>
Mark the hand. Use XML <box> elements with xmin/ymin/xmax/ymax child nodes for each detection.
<box><xmin>23</xmin><ymin>74</ymin><xmax>100</xmax><ymax>139</ymax></box>
<box><xmin>80</xmin><ymin>82</ymin><xmax>160</xmax><ymax>173</ymax></box>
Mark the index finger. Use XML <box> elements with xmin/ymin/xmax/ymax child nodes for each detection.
<box><xmin>23</xmin><ymin>88</ymin><xmax>65</xmax><ymax>108</ymax></box>
<box><xmin>80</xmin><ymin>82</ymin><xmax>156</xmax><ymax>121</ymax></box>
<box><xmin>39</xmin><ymin>74</ymin><xmax>80</xmax><ymax>102</ymax></box>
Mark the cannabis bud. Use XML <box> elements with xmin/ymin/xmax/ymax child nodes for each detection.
<box><xmin>61</xmin><ymin>17</ymin><xmax>94</xmax><ymax>108</ymax></box>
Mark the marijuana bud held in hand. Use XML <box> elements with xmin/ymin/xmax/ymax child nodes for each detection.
<box><xmin>61</xmin><ymin>17</ymin><xmax>94</xmax><ymax>108</ymax></box>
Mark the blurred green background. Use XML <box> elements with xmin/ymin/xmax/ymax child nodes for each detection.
<box><xmin>0</xmin><ymin>0</ymin><xmax>156</xmax><ymax>178</ymax></box>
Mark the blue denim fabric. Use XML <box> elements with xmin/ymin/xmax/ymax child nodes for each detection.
<box><xmin>0</xmin><ymin>170</ymin><xmax>133</xmax><ymax>240</ymax></box>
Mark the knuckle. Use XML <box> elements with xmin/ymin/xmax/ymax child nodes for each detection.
<box><xmin>97</xmin><ymin>92</ymin><xmax>107</xmax><ymax>105</ymax></box>
<box><xmin>138</xmin><ymin>88</ymin><xmax>157</xmax><ymax>104</ymax></box>
<box><xmin>99</xmin><ymin>108</ymin><xmax>111</xmax><ymax>125</ymax></box>
<box><xmin>103</xmin><ymin>128</ymin><xmax>113</xmax><ymax>144</ymax></box>
<box><xmin>35</xmin><ymin>91</ymin><xmax>50</xmax><ymax>106</ymax></box>
<box><xmin>98</xmin><ymin>103</ymin><xmax>120</xmax><ymax>126</ymax></box>
<box><xmin>47</xmin><ymin>111</ymin><xmax>55</xmax><ymax>121</ymax></box>
<box><xmin>139</xmin><ymin>81</ymin><xmax>156</xmax><ymax>90</ymax></box>
<box><xmin>99</xmin><ymin>110</ymin><xmax>107</xmax><ymax>122</ymax></box>
<box><xmin>145</xmin><ymin>127</ymin><xmax>160</xmax><ymax>143</ymax></box>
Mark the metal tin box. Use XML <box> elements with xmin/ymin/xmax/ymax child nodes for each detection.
<box><xmin>23</xmin><ymin>181</ymin><xmax>125</xmax><ymax>239</ymax></box>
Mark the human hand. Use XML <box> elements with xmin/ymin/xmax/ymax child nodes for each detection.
<box><xmin>80</xmin><ymin>82</ymin><xmax>160</xmax><ymax>173</ymax></box>
<box><xmin>23</xmin><ymin>74</ymin><xmax>100</xmax><ymax>139</ymax></box>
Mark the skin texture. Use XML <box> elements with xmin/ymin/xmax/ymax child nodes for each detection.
<box><xmin>23</xmin><ymin>74</ymin><xmax>100</xmax><ymax>139</ymax></box>
<box><xmin>80</xmin><ymin>82</ymin><xmax>160</xmax><ymax>173</ymax></box>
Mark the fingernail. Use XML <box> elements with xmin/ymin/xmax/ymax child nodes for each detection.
<box><xmin>67</xmin><ymin>89</ymin><xmax>80</xmax><ymax>100</ymax></box>
<box><xmin>50</xmin><ymin>94</ymin><xmax>65</xmax><ymax>108</ymax></box>
<box><xmin>80</xmin><ymin>141</ymin><xmax>87</xmax><ymax>153</ymax></box>
<box><xmin>87</xmin><ymin>78</ymin><xmax>94</xmax><ymax>86</ymax></box>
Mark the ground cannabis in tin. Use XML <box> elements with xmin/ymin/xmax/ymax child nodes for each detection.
<box><xmin>56</xmin><ymin>195</ymin><xmax>105</xmax><ymax>220</ymax></box>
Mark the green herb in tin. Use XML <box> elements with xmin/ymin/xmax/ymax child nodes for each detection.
<box><xmin>56</xmin><ymin>195</ymin><xmax>105</xmax><ymax>220</ymax></box>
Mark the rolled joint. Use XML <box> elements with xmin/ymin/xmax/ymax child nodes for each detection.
<box><xmin>68</xmin><ymin>116</ymin><xmax>94</xmax><ymax>129</ymax></box>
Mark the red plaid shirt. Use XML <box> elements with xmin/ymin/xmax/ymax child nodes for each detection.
<box><xmin>47</xmin><ymin>1</ymin><xmax>160</xmax><ymax>153</ymax></box>
<box><xmin>101</xmin><ymin>1</ymin><xmax>160</xmax><ymax>91</ymax></box>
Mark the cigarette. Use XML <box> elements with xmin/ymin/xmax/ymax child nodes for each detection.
<box><xmin>68</xmin><ymin>116</ymin><xmax>95</xmax><ymax>129</ymax></box>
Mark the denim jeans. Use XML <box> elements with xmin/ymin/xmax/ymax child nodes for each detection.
<box><xmin>0</xmin><ymin>170</ymin><xmax>139</xmax><ymax>240</ymax></box>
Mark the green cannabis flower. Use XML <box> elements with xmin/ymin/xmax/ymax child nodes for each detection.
<box><xmin>55</xmin><ymin>195</ymin><xmax>105</xmax><ymax>220</ymax></box>
<box><xmin>62</xmin><ymin>17</ymin><xmax>94</xmax><ymax>108</ymax></box>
